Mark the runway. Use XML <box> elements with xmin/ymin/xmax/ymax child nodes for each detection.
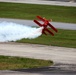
<box><xmin>0</xmin><ymin>42</ymin><xmax>76</xmax><ymax>64</ymax></box>
<box><xmin>0</xmin><ymin>18</ymin><xmax>76</xmax><ymax>30</ymax></box>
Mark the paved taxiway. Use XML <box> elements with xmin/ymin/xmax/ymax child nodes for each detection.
<box><xmin>0</xmin><ymin>18</ymin><xmax>76</xmax><ymax>30</ymax></box>
<box><xmin>0</xmin><ymin>43</ymin><xmax>76</xmax><ymax>64</ymax></box>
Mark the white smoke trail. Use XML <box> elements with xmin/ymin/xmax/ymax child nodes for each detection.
<box><xmin>0</xmin><ymin>21</ymin><xmax>43</xmax><ymax>42</ymax></box>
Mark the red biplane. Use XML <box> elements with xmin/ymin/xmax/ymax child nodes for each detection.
<box><xmin>34</xmin><ymin>16</ymin><xmax>58</xmax><ymax>36</ymax></box>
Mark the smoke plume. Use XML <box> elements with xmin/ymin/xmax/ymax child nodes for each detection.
<box><xmin>0</xmin><ymin>21</ymin><xmax>43</xmax><ymax>42</ymax></box>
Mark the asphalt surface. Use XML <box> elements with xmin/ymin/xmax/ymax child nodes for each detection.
<box><xmin>0</xmin><ymin>0</ymin><xmax>76</xmax><ymax>75</ymax></box>
<box><xmin>0</xmin><ymin>42</ymin><xmax>76</xmax><ymax>64</ymax></box>
<box><xmin>0</xmin><ymin>66</ymin><xmax>76</xmax><ymax>75</ymax></box>
<box><xmin>0</xmin><ymin>18</ymin><xmax>76</xmax><ymax>30</ymax></box>
<box><xmin>0</xmin><ymin>0</ymin><xmax>76</xmax><ymax>7</ymax></box>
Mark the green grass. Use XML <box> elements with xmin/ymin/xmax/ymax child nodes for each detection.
<box><xmin>0</xmin><ymin>2</ymin><xmax>76</xmax><ymax>23</ymax></box>
<box><xmin>17</xmin><ymin>29</ymin><xmax>76</xmax><ymax>48</ymax></box>
<box><xmin>0</xmin><ymin>2</ymin><xmax>76</xmax><ymax>48</ymax></box>
<box><xmin>0</xmin><ymin>55</ymin><xmax>53</xmax><ymax>70</ymax></box>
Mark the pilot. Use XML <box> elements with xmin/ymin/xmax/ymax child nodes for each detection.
<box><xmin>43</xmin><ymin>17</ymin><xmax>52</xmax><ymax>28</ymax></box>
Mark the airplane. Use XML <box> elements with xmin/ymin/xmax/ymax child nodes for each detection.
<box><xmin>34</xmin><ymin>16</ymin><xmax>58</xmax><ymax>36</ymax></box>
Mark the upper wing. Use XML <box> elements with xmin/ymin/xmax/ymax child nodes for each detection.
<box><xmin>37</xmin><ymin>16</ymin><xmax>46</xmax><ymax>22</ymax></box>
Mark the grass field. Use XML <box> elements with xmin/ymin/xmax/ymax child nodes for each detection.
<box><xmin>0</xmin><ymin>2</ymin><xmax>76</xmax><ymax>48</ymax></box>
<box><xmin>0</xmin><ymin>55</ymin><xmax>53</xmax><ymax>70</ymax></box>
<box><xmin>17</xmin><ymin>29</ymin><xmax>76</xmax><ymax>48</ymax></box>
<box><xmin>0</xmin><ymin>2</ymin><xmax>76</xmax><ymax>23</ymax></box>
